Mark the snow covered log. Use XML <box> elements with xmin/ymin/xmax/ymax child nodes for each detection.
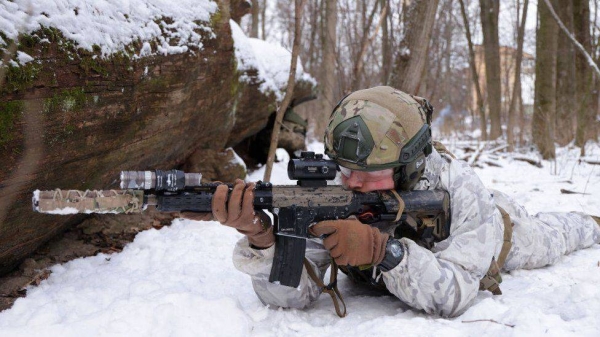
<box><xmin>0</xmin><ymin>0</ymin><xmax>315</xmax><ymax>276</ymax></box>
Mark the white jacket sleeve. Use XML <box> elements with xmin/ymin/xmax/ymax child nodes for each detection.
<box><xmin>381</xmin><ymin>154</ymin><xmax>504</xmax><ymax>317</ymax></box>
<box><xmin>232</xmin><ymin>237</ymin><xmax>331</xmax><ymax>309</ymax></box>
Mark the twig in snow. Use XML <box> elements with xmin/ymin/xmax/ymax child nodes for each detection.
<box><xmin>583</xmin><ymin>160</ymin><xmax>596</xmax><ymax>195</ymax></box>
<box><xmin>560</xmin><ymin>189</ymin><xmax>590</xmax><ymax>195</ymax></box>
<box><xmin>579</xmin><ymin>158</ymin><xmax>600</xmax><ymax>165</ymax></box>
<box><xmin>483</xmin><ymin>159</ymin><xmax>503</xmax><ymax>168</ymax></box>
<box><xmin>513</xmin><ymin>155</ymin><xmax>543</xmax><ymax>168</ymax></box>
<box><xmin>462</xmin><ymin>319</ymin><xmax>515</xmax><ymax>328</ymax></box>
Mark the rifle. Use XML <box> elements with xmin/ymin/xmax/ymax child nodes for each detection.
<box><xmin>33</xmin><ymin>151</ymin><xmax>450</xmax><ymax>288</ymax></box>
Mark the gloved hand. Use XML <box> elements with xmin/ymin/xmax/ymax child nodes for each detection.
<box><xmin>309</xmin><ymin>219</ymin><xmax>389</xmax><ymax>267</ymax></box>
<box><xmin>212</xmin><ymin>179</ymin><xmax>274</xmax><ymax>249</ymax></box>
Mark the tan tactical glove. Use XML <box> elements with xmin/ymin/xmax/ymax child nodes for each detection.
<box><xmin>309</xmin><ymin>219</ymin><xmax>389</xmax><ymax>267</ymax></box>
<box><xmin>213</xmin><ymin>179</ymin><xmax>274</xmax><ymax>249</ymax></box>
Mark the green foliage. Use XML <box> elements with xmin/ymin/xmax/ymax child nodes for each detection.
<box><xmin>79</xmin><ymin>57</ymin><xmax>109</xmax><ymax>77</ymax></box>
<box><xmin>210</xmin><ymin>10</ymin><xmax>223</xmax><ymax>28</ymax></box>
<box><xmin>4</xmin><ymin>62</ymin><xmax>41</xmax><ymax>92</ymax></box>
<box><xmin>0</xmin><ymin>101</ymin><xmax>23</xmax><ymax>146</ymax></box>
<box><xmin>44</xmin><ymin>87</ymin><xmax>87</xmax><ymax>114</ymax></box>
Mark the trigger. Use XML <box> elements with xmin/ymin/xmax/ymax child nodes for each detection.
<box><xmin>358</xmin><ymin>211</ymin><xmax>376</xmax><ymax>223</ymax></box>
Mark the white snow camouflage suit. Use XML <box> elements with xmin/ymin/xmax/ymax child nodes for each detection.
<box><xmin>232</xmin><ymin>148</ymin><xmax>600</xmax><ymax>317</ymax></box>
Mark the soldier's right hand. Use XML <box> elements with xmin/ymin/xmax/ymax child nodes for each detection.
<box><xmin>212</xmin><ymin>179</ymin><xmax>275</xmax><ymax>249</ymax></box>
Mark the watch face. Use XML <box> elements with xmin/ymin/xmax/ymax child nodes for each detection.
<box><xmin>389</xmin><ymin>242</ymin><xmax>402</xmax><ymax>258</ymax></box>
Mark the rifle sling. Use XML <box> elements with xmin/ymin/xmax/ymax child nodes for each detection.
<box><xmin>303</xmin><ymin>258</ymin><xmax>347</xmax><ymax>318</ymax></box>
<box><xmin>479</xmin><ymin>205</ymin><xmax>513</xmax><ymax>295</ymax></box>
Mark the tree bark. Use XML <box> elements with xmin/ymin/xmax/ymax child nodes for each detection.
<box><xmin>263</xmin><ymin>0</ymin><xmax>306</xmax><ymax>182</ymax></box>
<box><xmin>0</xmin><ymin>0</ymin><xmax>251</xmax><ymax>274</ymax></box>
<box><xmin>542</xmin><ymin>0</ymin><xmax>600</xmax><ymax>76</ymax></box>
<box><xmin>533</xmin><ymin>0</ymin><xmax>558</xmax><ymax>159</ymax></box>
<box><xmin>391</xmin><ymin>0</ymin><xmax>439</xmax><ymax>94</ymax></box>
<box><xmin>458</xmin><ymin>0</ymin><xmax>487</xmax><ymax>140</ymax></box>
<box><xmin>313</xmin><ymin>0</ymin><xmax>337</xmax><ymax>139</ymax></box>
<box><xmin>261</xmin><ymin>0</ymin><xmax>267</xmax><ymax>40</ymax></box>
<box><xmin>554</xmin><ymin>0</ymin><xmax>576</xmax><ymax>146</ymax></box>
<box><xmin>479</xmin><ymin>0</ymin><xmax>502</xmax><ymax>140</ymax></box>
<box><xmin>573</xmin><ymin>0</ymin><xmax>595</xmax><ymax>155</ymax></box>
<box><xmin>507</xmin><ymin>0</ymin><xmax>529</xmax><ymax>150</ymax></box>
<box><xmin>381</xmin><ymin>0</ymin><xmax>391</xmax><ymax>85</ymax></box>
<box><xmin>250</xmin><ymin>0</ymin><xmax>259</xmax><ymax>38</ymax></box>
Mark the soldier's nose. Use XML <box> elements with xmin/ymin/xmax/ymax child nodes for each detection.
<box><xmin>346</xmin><ymin>172</ymin><xmax>363</xmax><ymax>189</ymax></box>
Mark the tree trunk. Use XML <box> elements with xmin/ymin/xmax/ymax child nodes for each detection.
<box><xmin>507</xmin><ymin>0</ymin><xmax>529</xmax><ymax>150</ymax></box>
<box><xmin>0</xmin><ymin>0</ymin><xmax>240</xmax><ymax>274</ymax></box>
<box><xmin>391</xmin><ymin>0</ymin><xmax>439</xmax><ymax>94</ymax></box>
<box><xmin>305</xmin><ymin>0</ymin><xmax>320</xmax><ymax>72</ymax></box>
<box><xmin>554</xmin><ymin>0</ymin><xmax>576</xmax><ymax>146</ymax></box>
<box><xmin>458</xmin><ymin>0</ymin><xmax>487</xmax><ymax>140</ymax></box>
<box><xmin>263</xmin><ymin>0</ymin><xmax>306</xmax><ymax>182</ymax></box>
<box><xmin>533</xmin><ymin>0</ymin><xmax>558</xmax><ymax>159</ymax></box>
<box><xmin>250</xmin><ymin>0</ymin><xmax>259</xmax><ymax>38</ymax></box>
<box><xmin>261</xmin><ymin>0</ymin><xmax>267</xmax><ymax>40</ymax></box>
<box><xmin>314</xmin><ymin>0</ymin><xmax>337</xmax><ymax>139</ymax></box>
<box><xmin>479</xmin><ymin>0</ymin><xmax>502</xmax><ymax>140</ymax></box>
<box><xmin>543</xmin><ymin>0</ymin><xmax>600</xmax><ymax>153</ymax></box>
<box><xmin>381</xmin><ymin>0</ymin><xmax>391</xmax><ymax>85</ymax></box>
<box><xmin>573</xmin><ymin>0</ymin><xmax>595</xmax><ymax>155</ymax></box>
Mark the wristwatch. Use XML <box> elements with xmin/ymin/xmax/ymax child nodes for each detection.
<box><xmin>378</xmin><ymin>238</ymin><xmax>404</xmax><ymax>272</ymax></box>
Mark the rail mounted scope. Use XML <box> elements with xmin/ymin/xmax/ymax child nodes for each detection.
<box><xmin>287</xmin><ymin>151</ymin><xmax>338</xmax><ymax>187</ymax></box>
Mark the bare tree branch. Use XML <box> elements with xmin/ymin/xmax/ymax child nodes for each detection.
<box><xmin>458</xmin><ymin>0</ymin><xmax>487</xmax><ymax>140</ymax></box>
<box><xmin>263</xmin><ymin>0</ymin><xmax>307</xmax><ymax>182</ymax></box>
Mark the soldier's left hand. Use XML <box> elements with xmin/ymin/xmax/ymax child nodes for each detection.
<box><xmin>309</xmin><ymin>219</ymin><xmax>389</xmax><ymax>267</ymax></box>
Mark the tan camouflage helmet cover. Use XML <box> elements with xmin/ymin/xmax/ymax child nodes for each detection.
<box><xmin>324</xmin><ymin>86</ymin><xmax>429</xmax><ymax>171</ymax></box>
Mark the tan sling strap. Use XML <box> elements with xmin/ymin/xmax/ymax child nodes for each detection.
<box><xmin>432</xmin><ymin>140</ymin><xmax>457</xmax><ymax>159</ymax></box>
<box><xmin>479</xmin><ymin>205</ymin><xmax>513</xmax><ymax>295</ymax></box>
<box><xmin>496</xmin><ymin>206</ymin><xmax>513</xmax><ymax>268</ymax></box>
<box><xmin>303</xmin><ymin>258</ymin><xmax>347</xmax><ymax>317</ymax></box>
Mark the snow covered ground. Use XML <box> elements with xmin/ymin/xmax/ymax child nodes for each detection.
<box><xmin>0</xmin><ymin>141</ymin><xmax>599</xmax><ymax>337</ymax></box>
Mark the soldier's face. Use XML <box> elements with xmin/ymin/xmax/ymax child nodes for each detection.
<box><xmin>340</xmin><ymin>168</ymin><xmax>395</xmax><ymax>192</ymax></box>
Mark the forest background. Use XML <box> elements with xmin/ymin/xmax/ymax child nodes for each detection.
<box><xmin>245</xmin><ymin>0</ymin><xmax>599</xmax><ymax>158</ymax></box>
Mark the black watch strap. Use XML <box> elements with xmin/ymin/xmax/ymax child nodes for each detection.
<box><xmin>378</xmin><ymin>238</ymin><xmax>404</xmax><ymax>272</ymax></box>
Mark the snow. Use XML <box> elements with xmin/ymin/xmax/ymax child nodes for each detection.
<box><xmin>0</xmin><ymin>0</ymin><xmax>217</xmax><ymax>57</ymax></box>
<box><xmin>16</xmin><ymin>51</ymin><xmax>33</xmax><ymax>64</ymax></box>
<box><xmin>227</xmin><ymin>147</ymin><xmax>247</xmax><ymax>172</ymax></box>
<box><xmin>230</xmin><ymin>20</ymin><xmax>315</xmax><ymax>101</ymax></box>
<box><xmin>1</xmin><ymin>141</ymin><xmax>600</xmax><ymax>336</ymax></box>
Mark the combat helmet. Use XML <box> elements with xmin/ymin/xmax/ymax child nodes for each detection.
<box><xmin>324</xmin><ymin>86</ymin><xmax>433</xmax><ymax>190</ymax></box>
